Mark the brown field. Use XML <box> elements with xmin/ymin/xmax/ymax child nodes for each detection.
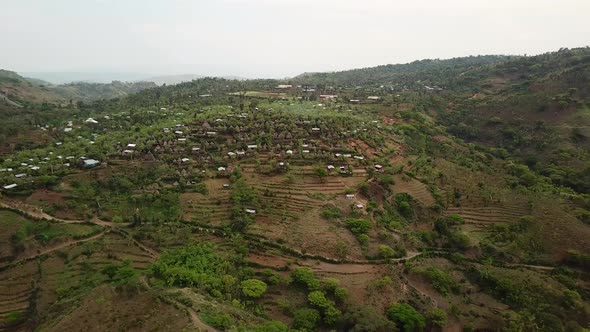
<box><xmin>180</xmin><ymin>178</ymin><xmax>232</xmax><ymax>226</ymax></box>
<box><xmin>42</xmin><ymin>285</ymin><xmax>193</xmax><ymax>332</ymax></box>
<box><xmin>243</xmin><ymin>172</ymin><xmax>368</xmax><ymax>259</ymax></box>
<box><xmin>392</xmin><ymin>174</ymin><xmax>436</xmax><ymax>207</ymax></box>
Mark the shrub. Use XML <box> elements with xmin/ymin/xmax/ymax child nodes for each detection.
<box><xmin>322</xmin><ymin>277</ymin><xmax>340</xmax><ymax>291</ymax></box>
<box><xmin>293</xmin><ymin>308</ymin><xmax>321</xmax><ymax>330</ymax></box>
<box><xmin>419</xmin><ymin>267</ymin><xmax>458</xmax><ymax>296</ymax></box>
<box><xmin>291</xmin><ymin>268</ymin><xmax>321</xmax><ymax>291</ymax></box>
<box><xmin>308</xmin><ymin>290</ymin><xmax>341</xmax><ymax>325</ymax></box>
<box><xmin>101</xmin><ymin>260</ymin><xmax>139</xmax><ymax>287</ymax></box>
<box><xmin>324</xmin><ymin>305</ymin><xmax>342</xmax><ymax>325</ymax></box>
<box><xmin>240</xmin><ymin>279</ymin><xmax>268</xmax><ymax>298</ymax></box>
<box><xmin>345</xmin><ymin>218</ymin><xmax>372</xmax><ymax>235</ymax></box>
<box><xmin>343</xmin><ymin>306</ymin><xmax>396</xmax><ymax>332</ymax></box>
<box><xmin>321</xmin><ymin>205</ymin><xmax>342</xmax><ymax>219</ymax></box>
<box><xmin>358</xmin><ymin>234</ymin><xmax>370</xmax><ymax>245</ymax></box>
<box><xmin>378</xmin><ymin>245</ymin><xmax>396</xmax><ymax>258</ymax></box>
<box><xmin>150</xmin><ymin>243</ymin><xmax>234</xmax><ymax>294</ymax></box>
<box><xmin>386</xmin><ymin>303</ymin><xmax>425</xmax><ymax>332</ymax></box>
<box><xmin>308</xmin><ymin>290</ymin><xmax>332</xmax><ymax>309</ymax></box>
<box><xmin>4</xmin><ymin>311</ymin><xmax>24</xmax><ymax>325</ymax></box>
<box><xmin>251</xmin><ymin>321</ymin><xmax>290</xmax><ymax>332</ymax></box>
<box><xmin>334</xmin><ymin>287</ymin><xmax>348</xmax><ymax>303</ymax></box>
<box><xmin>448</xmin><ymin>232</ymin><xmax>471</xmax><ymax>250</ymax></box>
<box><xmin>426</xmin><ymin>308</ymin><xmax>447</xmax><ymax>328</ymax></box>
<box><xmin>201</xmin><ymin>311</ymin><xmax>233</xmax><ymax>330</ymax></box>
<box><xmin>395</xmin><ymin>193</ymin><xmax>414</xmax><ymax>218</ymax></box>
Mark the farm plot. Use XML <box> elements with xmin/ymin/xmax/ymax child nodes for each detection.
<box><xmin>180</xmin><ymin>178</ymin><xmax>232</xmax><ymax>227</ymax></box>
<box><xmin>392</xmin><ymin>174</ymin><xmax>436</xmax><ymax>207</ymax></box>
<box><xmin>0</xmin><ymin>210</ymin><xmax>32</xmax><ymax>262</ymax></box>
<box><xmin>0</xmin><ymin>261</ymin><xmax>37</xmax><ymax>329</ymax></box>
<box><xmin>446</xmin><ymin>202</ymin><xmax>531</xmax><ymax>229</ymax></box>
<box><xmin>244</xmin><ymin>173</ymin><xmax>367</xmax><ymax>259</ymax></box>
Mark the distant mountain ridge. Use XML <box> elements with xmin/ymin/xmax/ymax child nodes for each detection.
<box><xmin>0</xmin><ymin>69</ymin><xmax>157</xmax><ymax>104</ymax></box>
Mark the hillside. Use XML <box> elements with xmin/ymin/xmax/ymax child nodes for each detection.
<box><xmin>292</xmin><ymin>55</ymin><xmax>516</xmax><ymax>88</ymax></box>
<box><xmin>0</xmin><ymin>70</ymin><xmax>157</xmax><ymax>104</ymax></box>
<box><xmin>0</xmin><ymin>49</ymin><xmax>589</xmax><ymax>331</ymax></box>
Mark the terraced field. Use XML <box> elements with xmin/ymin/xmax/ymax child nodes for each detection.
<box><xmin>244</xmin><ymin>173</ymin><xmax>367</xmax><ymax>259</ymax></box>
<box><xmin>180</xmin><ymin>178</ymin><xmax>232</xmax><ymax>227</ymax></box>
<box><xmin>446</xmin><ymin>202</ymin><xmax>531</xmax><ymax>229</ymax></box>
<box><xmin>392</xmin><ymin>174</ymin><xmax>436</xmax><ymax>207</ymax></box>
<box><xmin>0</xmin><ymin>261</ymin><xmax>37</xmax><ymax>330</ymax></box>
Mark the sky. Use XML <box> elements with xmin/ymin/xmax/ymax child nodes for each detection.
<box><xmin>1</xmin><ymin>0</ymin><xmax>589</xmax><ymax>80</ymax></box>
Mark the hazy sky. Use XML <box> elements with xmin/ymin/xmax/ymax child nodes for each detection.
<box><xmin>2</xmin><ymin>0</ymin><xmax>589</xmax><ymax>78</ymax></box>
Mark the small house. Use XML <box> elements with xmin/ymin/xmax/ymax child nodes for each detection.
<box><xmin>83</xmin><ymin>159</ymin><xmax>100</xmax><ymax>168</ymax></box>
<box><xmin>127</xmin><ymin>143</ymin><xmax>137</xmax><ymax>149</ymax></box>
<box><xmin>245</xmin><ymin>208</ymin><xmax>256</xmax><ymax>214</ymax></box>
<box><xmin>355</xmin><ymin>203</ymin><xmax>364</xmax><ymax>209</ymax></box>
<box><xmin>15</xmin><ymin>173</ymin><xmax>26</xmax><ymax>178</ymax></box>
<box><xmin>374</xmin><ymin>164</ymin><xmax>383</xmax><ymax>170</ymax></box>
<box><xmin>286</xmin><ymin>150</ymin><xmax>293</xmax><ymax>155</ymax></box>
<box><xmin>346</xmin><ymin>194</ymin><xmax>355</xmax><ymax>200</ymax></box>
<box><xmin>3</xmin><ymin>183</ymin><xmax>17</xmax><ymax>190</ymax></box>
<box><xmin>327</xmin><ymin>165</ymin><xmax>335</xmax><ymax>170</ymax></box>
<box><xmin>227</xmin><ymin>152</ymin><xmax>236</xmax><ymax>157</ymax></box>
<box><xmin>181</xmin><ymin>158</ymin><xmax>190</xmax><ymax>163</ymax></box>
<box><xmin>247</xmin><ymin>144</ymin><xmax>257</xmax><ymax>149</ymax></box>
<box><xmin>85</xmin><ymin>118</ymin><xmax>98</xmax><ymax>124</ymax></box>
<box><xmin>218</xmin><ymin>166</ymin><xmax>226</xmax><ymax>172</ymax></box>
<box><xmin>222</xmin><ymin>184</ymin><xmax>230</xmax><ymax>189</ymax></box>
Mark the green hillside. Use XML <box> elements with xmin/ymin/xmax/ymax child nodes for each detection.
<box><xmin>0</xmin><ymin>49</ymin><xmax>589</xmax><ymax>331</ymax></box>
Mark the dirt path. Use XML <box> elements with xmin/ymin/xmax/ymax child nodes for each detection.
<box><xmin>1</xmin><ymin>231</ymin><xmax>106</xmax><ymax>270</ymax></box>
<box><xmin>175</xmin><ymin>288</ymin><xmax>222</xmax><ymax>332</ymax></box>
<box><xmin>186</xmin><ymin>307</ymin><xmax>218</xmax><ymax>332</ymax></box>
<box><xmin>248</xmin><ymin>251</ymin><xmax>424</xmax><ymax>275</ymax></box>
<box><xmin>0</xmin><ymin>92</ymin><xmax>23</xmax><ymax>108</ymax></box>
<box><xmin>506</xmin><ymin>263</ymin><xmax>555</xmax><ymax>271</ymax></box>
<box><xmin>1</xmin><ymin>198</ymin><xmax>158</xmax><ymax>258</ymax></box>
<box><xmin>0</xmin><ymin>199</ymin><xmax>130</xmax><ymax>227</ymax></box>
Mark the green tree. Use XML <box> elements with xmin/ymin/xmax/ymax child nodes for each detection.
<box><xmin>291</xmin><ymin>268</ymin><xmax>321</xmax><ymax>291</ymax></box>
<box><xmin>343</xmin><ymin>306</ymin><xmax>397</xmax><ymax>332</ymax></box>
<box><xmin>293</xmin><ymin>308</ymin><xmax>320</xmax><ymax>331</ymax></box>
<box><xmin>240</xmin><ymin>279</ymin><xmax>268</xmax><ymax>298</ymax></box>
<box><xmin>314</xmin><ymin>167</ymin><xmax>328</xmax><ymax>182</ymax></box>
<box><xmin>426</xmin><ymin>308</ymin><xmax>447</xmax><ymax>328</ymax></box>
<box><xmin>386</xmin><ymin>303</ymin><xmax>425</xmax><ymax>332</ymax></box>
